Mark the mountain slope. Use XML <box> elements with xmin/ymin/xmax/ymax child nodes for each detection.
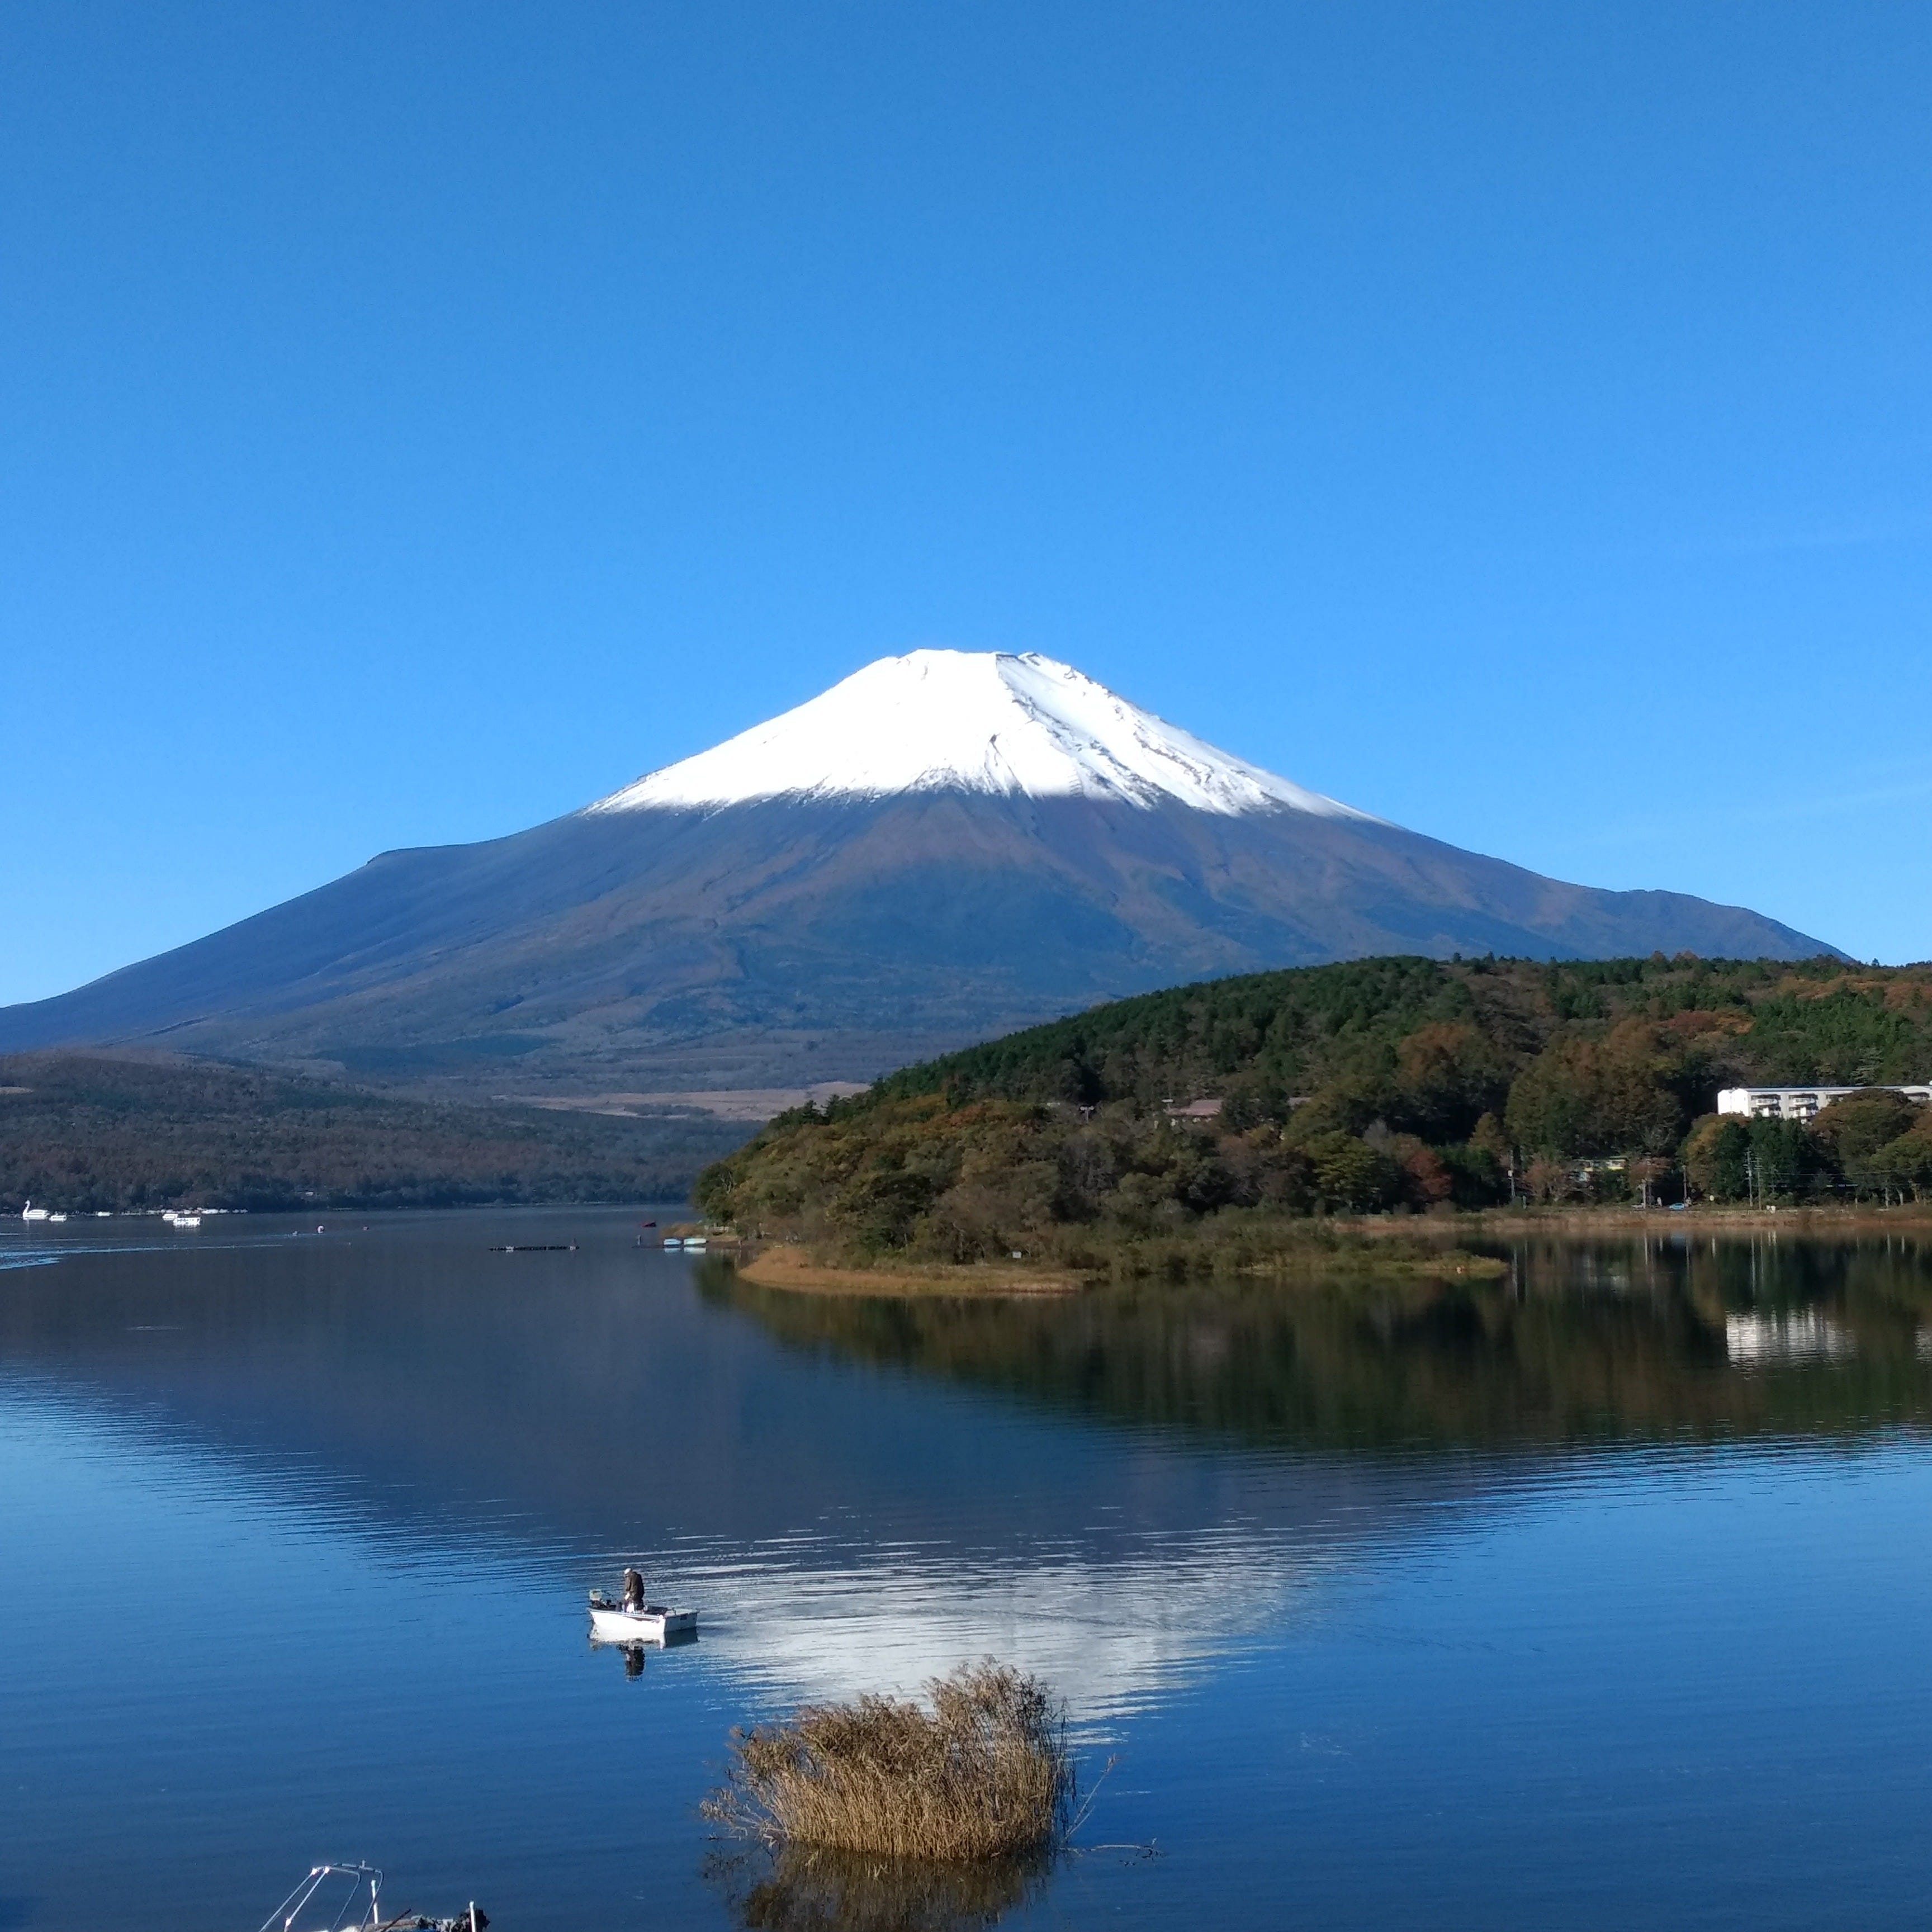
<box><xmin>0</xmin><ymin>651</ymin><xmax>1836</xmax><ymax>1090</ymax></box>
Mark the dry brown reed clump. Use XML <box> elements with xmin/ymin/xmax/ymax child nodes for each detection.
<box><xmin>704</xmin><ymin>1661</ymin><xmax>1072</xmax><ymax>1862</ymax></box>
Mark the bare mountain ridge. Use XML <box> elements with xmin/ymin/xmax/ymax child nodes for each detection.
<box><xmin>0</xmin><ymin>652</ymin><xmax>1834</xmax><ymax>1090</ymax></box>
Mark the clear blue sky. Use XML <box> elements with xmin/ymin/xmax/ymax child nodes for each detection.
<box><xmin>4</xmin><ymin>2</ymin><xmax>1929</xmax><ymax>1006</ymax></box>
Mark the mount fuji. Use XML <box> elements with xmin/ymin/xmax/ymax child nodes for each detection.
<box><xmin>0</xmin><ymin>650</ymin><xmax>1832</xmax><ymax>1091</ymax></box>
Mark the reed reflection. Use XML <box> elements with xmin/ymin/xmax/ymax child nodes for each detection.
<box><xmin>707</xmin><ymin>1843</ymin><xmax>1053</xmax><ymax>1932</ymax></box>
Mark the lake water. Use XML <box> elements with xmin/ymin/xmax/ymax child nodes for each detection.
<box><xmin>4</xmin><ymin>1210</ymin><xmax>1932</xmax><ymax>1930</ymax></box>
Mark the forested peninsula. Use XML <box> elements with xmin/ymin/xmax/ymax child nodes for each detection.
<box><xmin>697</xmin><ymin>955</ymin><xmax>1932</xmax><ymax>1272</ymax></box>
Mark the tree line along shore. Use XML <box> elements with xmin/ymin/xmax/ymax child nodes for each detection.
<box><xmin>8</xmin><ymin>955</ymin><xmax>1931</xmax><ymax>1233</ymax></box>
<box><xmin>0</xmin><ymin>1052</ymin><xmax>745</xmax><ymax>1212</ymax></box>
<box><xmin>696</xmin><ymin>954</ymin><xmax>1932</xmax><ymax>1277</ymax></box>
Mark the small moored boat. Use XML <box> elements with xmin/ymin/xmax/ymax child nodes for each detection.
<box><xmin>257</xmin><ymin>1860</ymin><xmax>485</xmax><ymax>1931</ymax></box>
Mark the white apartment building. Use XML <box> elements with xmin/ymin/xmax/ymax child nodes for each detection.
<box><xmin>1716</xmin><ymin>1084</ymin><xmax>1932</xmax><ymax>1122</ymax></box>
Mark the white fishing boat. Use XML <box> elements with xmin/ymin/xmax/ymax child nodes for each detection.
<box><xmin>46</xmin><ymin>1212</ymin><xmax>67</xmax><ymax>1223</ymax></box>
<box><xmin>589</xmin><ymin>1574</ymin><xmax>698</xmax><ymax>1645</ymax></box>
<box><xmin>162</xmin><ymin>1210</ymin><xmax>202</xmax><ymax>1229</ymax></box>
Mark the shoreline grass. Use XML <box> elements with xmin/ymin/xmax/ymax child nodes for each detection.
<box><xmin>1445</xmin><ymin>1202</ymin><xmax>1932</xmax><ymax>1236</ymax></box>
<box><xmin>726</xmin><ymin>1202</ymin><xmax>1932</xmax><ymax>1300</ymax></box>
<box><xmin>734</xmin><ymin>1243</ymin><xmax>1083</xmax><ymax>1298</ymax></box>
<box><xmin>730</xmin><ymin>1221</ymin><xmax>1511</xmax><ymax>1294</ymax></box>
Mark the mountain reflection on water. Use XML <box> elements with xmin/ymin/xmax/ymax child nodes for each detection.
<box><xmin>0</xmin><ymin>1213</ymin><xmax>1527</xmax><ymax>1719</ymax></box>
<box><xmin>6</xmin><ymin>1212</ymin><xmax>1932</xmax><ymax>1932</ymax></box>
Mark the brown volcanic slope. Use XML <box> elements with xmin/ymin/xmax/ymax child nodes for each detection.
<box><xmin>0</xmin><ymin>789</ymin><xmax>1834</xmax><ymax>1095</ymax></box>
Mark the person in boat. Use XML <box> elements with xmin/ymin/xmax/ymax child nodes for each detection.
<box><xmin>622</xmin><ymin>1568</ymin><xmax>645</xmax><ymax>1612</ymax></box>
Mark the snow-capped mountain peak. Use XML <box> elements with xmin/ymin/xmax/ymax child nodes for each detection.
<box><xmin>586</xmin><ymin>650</ymin><xmax>1373</xmax><ymax>820</ymax></box>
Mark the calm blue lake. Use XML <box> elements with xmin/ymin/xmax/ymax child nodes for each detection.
<box><xmin>3</xmin><ymin>1210</ymin><xmax>1931</xmax><ymax>1930</ymax></box>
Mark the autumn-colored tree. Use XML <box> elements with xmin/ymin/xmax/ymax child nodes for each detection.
<box><xmin>1808</xmin><ymin>1089</ymin><xmax>1924</xmax><ymax>1200</ymax></box>
<box><xmin>1629</xmin><ymin>1154</ymin><xmax>1671</xmax><ymax>1207</ymax></box>
<box><xmin>1524</xmin><ymin>1154</ymin><xmax>1575</xmax><ymax>1204</ymax></box>
<box><xmin>1505</xmin><ymin>1022</ymin><xmax>1689</xmax><ymax>1157</ymax></box>
<box><xmin>1390</xmin><ymin>1134</ymin><xmax>1454</xmax><ymax>1206</ymax></box>
<box><xmin>1392</xmin><ymin>1022</ymin><xmax>1510</xmax><ymax>1140</ymax></box>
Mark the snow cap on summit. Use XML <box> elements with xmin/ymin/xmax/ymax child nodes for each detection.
<box><xmin>588</xmin><ymin>650</ymin><xmax>1372</xmax><ymax>819</ymax></box>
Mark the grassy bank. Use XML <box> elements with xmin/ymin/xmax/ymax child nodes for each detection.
<box><xmin>1448</xmin><ymin>1201</ymin><xmax>1932</xmax><ymax>1236</ymax></box>
<box><xmin>735</xmin><ymin>1243</ymin><xmax>1082</xmax><ymax>1297</ymax></box>
<box><xmin>731</xmin><ymin>1216</ymin><xmax>1508</xmax><ymax>1296</ymax></box>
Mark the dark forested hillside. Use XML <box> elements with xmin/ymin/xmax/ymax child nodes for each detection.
<box><xmin>697</xmin><ymin>956</ymin><xmax>1932</xmax><ymax>1261</ymax></box>
<box><xmin>875</xmin><ymin>955</ymin><xmax>1932</xmax><ymax>1115</ymax></box>
<box><xmin>0</xmin><ymin>1054</ymin><xmax>742</xmax><ymax>1210</ymax></box>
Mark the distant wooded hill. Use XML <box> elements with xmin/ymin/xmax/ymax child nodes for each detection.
<box><xmin>697</xmin><ymin>955</ymin><xmax>1932</xmax><ymax>1256</ymax></box>
<box><xmin>0</xmin><ymin>1054</ymin><xmax>742</xmax><ymax>1211</ymax></box>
